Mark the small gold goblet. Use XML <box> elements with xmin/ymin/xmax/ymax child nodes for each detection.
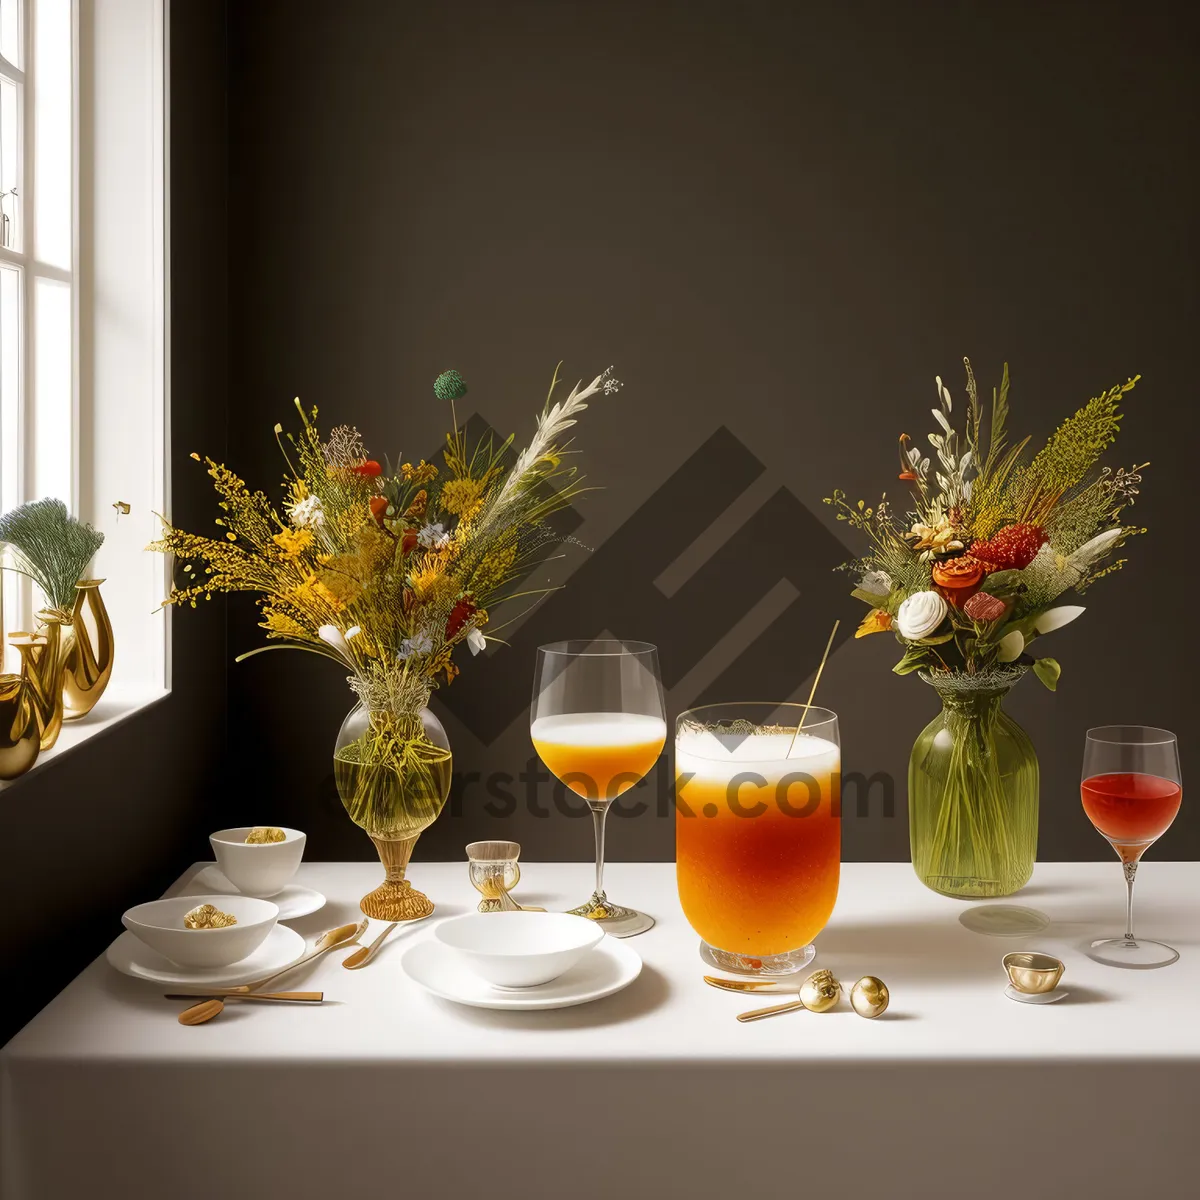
<box><xmin>467</xmin><ymin>841</ymin><xmax>522</xmax><ymax>912</ymax></box>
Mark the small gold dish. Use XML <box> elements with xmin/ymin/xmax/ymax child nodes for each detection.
<box><xmin>1003</xmin><ymin>952</ymin><xmax>1065</xmax><ymax>994</ymax></box>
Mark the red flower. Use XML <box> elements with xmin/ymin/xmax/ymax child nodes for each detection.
<box><xmin>446</xmin><ymin>597</ymin><xmax>476</xmax><ymax>640</ymax></box>
<box><xmin>353</xmin><ymin>460</ymin><xmax>382</xmax><ymax>478</ymax></box>
<box><xmin>401</xmin><ymin>529</ymin><xmax>418</xmax><ymax>554</ymax></box>
<box><xmin>963</xmin><ymin>591</ymin><xmax>1007</xmax><ymax>622</ymax></box>
<box><xmin>898</xmin><ymin>471</ymin><xmax>918</xmax><ymax>481</ymax></box>
<box><xmin>369</xmin><ymin>496</ymin><xmax>389</xmax><ymax>524</ymax></box>
<box><xmin>970</xmin><ymin>524</ymin><xmax>1048</xmax><ymax>572</ymax></box>
<box><xmin>931</xmin><ymin>555</ymin><xmax>985</xmax><ymax>607</ymax></box>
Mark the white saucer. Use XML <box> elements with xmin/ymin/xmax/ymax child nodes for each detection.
<box><xmin>181</xmin><ymin>865</ymin><xmax>326</xmax><ymax>922</ymax></box>
<box><xmin>1005</xmin><ymin>984</ymin><xmax>1068</xmax><ymax>1005</ymax></box>
<box><xmin>106</xmin><ymin>924</ymin><xmax>305</xmax><ymax>988</ymax></box>
<box><xmin>401</xmin><ymin>935</ymin><xmax>642</xmax><ymax>1011</ymax></box>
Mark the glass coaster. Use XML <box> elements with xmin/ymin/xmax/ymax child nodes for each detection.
<box><xmin>699</xmin><ymin>941</ymin><xmax>815</xmax><ymax>976</ymax></box>
<box><xmin>959</xmin><ymin>904</ymin><xmax>1051</xmax><ymax>937</ymax></box>
<box><xmin>1087</xmin><ymin>937</ymin><xmax>1179</xmax><ymax>969</ymax></box>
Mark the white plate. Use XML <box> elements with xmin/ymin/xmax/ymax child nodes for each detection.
<box><xmin>106</xmin><ymin>924</ymin><xmax>305</xmax><ymax>988</ymax></box>
<box><xmin>401</xmin><ymin>934</ymin><xmax>642</xmax><ymax>1011</ymax></box>
<box><xmin>180</xmin><ymin>865</ymin><xmax>326</xmax><ymax>922</ymax></box>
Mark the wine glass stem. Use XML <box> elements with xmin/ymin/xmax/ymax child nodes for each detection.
<box><xmin>590</xmin><ymin>802</ymin><xmax>608</xmax><ymax>902</ymax></box>
<box><xmin>1123</xmin><ymin>860</ymin><xmax>1138</xmax><ymax>946</ymax></box>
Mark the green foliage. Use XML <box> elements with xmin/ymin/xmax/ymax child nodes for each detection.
<box><xmin>0</xmin><ymin>498</ymin><xmax>104</xmax><ymax>613</ymax></box>
<box><xmin>1033</xmin><ymin>657</ymin><xmax>1061</xmax><ymax>691</ymax></box>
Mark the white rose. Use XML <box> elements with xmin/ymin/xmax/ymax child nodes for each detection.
<box><xmin>896</xmin><ymin>590</ymin><xmax>948</xmax><ymax>641</ymax></box>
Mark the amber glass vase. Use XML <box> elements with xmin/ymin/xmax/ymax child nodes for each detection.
<box><xmin>908</xmin><ymin>667</ymin><xmax>1039</xmax><ymax>898</ymax></box>
<box><xmin>334</xmin><ymin>701</ymin><xmax>451</xmax><ymax>920</ymax></box>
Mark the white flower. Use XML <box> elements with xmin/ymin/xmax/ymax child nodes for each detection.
<box><xmin>997</xmin><ymin>630</ymin><xmax>1025</xmax><ymax>662</ymax></box>
<box><xmin>418</xmin><ymin>522</ymin><xmax>450</xmax><ymax>550</ymax></box>
<box><xmin>896</xmin><ymin>591</ymin><xmax>948</xmax><ymax>641</ymax></box>
<box><xmin>345</xmin><ymin>625</ymin><xmax>362</xmax><ymax>642</ymax></box>
<box><xmin>466</xmin><ymin>627</ymin><xmax>487</xmax><ymax>656</ymax></box>
<box><xmin>288</xmin><ymin>494</ymin><xmax>325</xmax><ymax>529</ymax></box>
<box><xmin>1033</xmin><ymin>605</ymin><xmax>1085</xmax><ymax>635</ymax></box>
<box><xmin>1069</xmin><ymin>527</ymin><xmax>1125</xmax><ymax>569</ymax></box>
<box><xmin>398</xmin><ymin>631</ymin><xmax>434</xmax><ymax>659</ymax></box>
<box><xmin>318</xmin><ymin>624</ymin><xmax>351</xmax><ymax>662</ymax></box>
<box><xmin>859</xmin><ymin>569</ymin><xmax>892</xmax><ymax>597</ymax></box>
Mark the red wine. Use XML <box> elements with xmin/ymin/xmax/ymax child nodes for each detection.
<box><xmin>1081</xmin><ymin>772</ymin><xmax>1181</xmax><ymax>854</ymax></box>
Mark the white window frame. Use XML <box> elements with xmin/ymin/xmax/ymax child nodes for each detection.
<box><xmin>0</xmin><ymin>0</ymin><xmax>169</xmax><ymax>782</ymax></box>
<box><xmin>0</xmin><ymin>0</ymin><xmax>79</xmax><ymax>664</ymax></box>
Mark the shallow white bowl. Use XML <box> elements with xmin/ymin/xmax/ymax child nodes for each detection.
<box><xmin>121</xmin><ymin>895</ymin><xmax>279</xmax><ymax>969</ymax></box>
<box><xmin>434</xmin><ymin>911</ymin><xmax>606</xmax><ymax>989</ymax></box>
<box><xmin>210</xmin><ymin>827</ymin><xmax>306</xmax><ymax>898</ymax></box>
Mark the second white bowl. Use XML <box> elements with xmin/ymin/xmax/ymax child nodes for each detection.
<box><xmin>434</xmin><ymin>911</ymin><xmax>606</xmax><ymax>989</ymax></box>
<box><xmin>122</xmin><ymin>895</ymin><xmax>279</xmax><ymax>969</ymax></box>
<box><xmin>210</xmin><ymin>827</ymin><xmax>306</xmax><ymax>897</ymax></box>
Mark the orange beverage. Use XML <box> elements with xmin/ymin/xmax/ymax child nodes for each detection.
<box><xmin>676</xmin><ymin>724</ymin><xmax>840</xmax><ymax>958</ymax></box>
<box><xmin>531</xmin><ymin>712</ymin><xmax>667</xmax><ymax>803</ymax></box>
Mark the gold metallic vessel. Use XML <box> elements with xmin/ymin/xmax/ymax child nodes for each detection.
<box><xmin>61</xmin><ymin>579</ymin><xmax>115</xmax><ymax>720</ymax></box>
<box><xmin>0</xmin><ymin>671</ymin><xmax>41</xmax><ymax>780</ymax></box>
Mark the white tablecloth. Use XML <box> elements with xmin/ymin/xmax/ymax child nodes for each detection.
<box><xmin>3</xmin><ymin>861</ymin><xmax>1198</xmax><ymax>1199</ymax></box>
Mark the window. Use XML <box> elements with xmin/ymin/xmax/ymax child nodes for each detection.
<box><xmin>0</xmin><ymin>0</ymin><xmax>75</xmax><ymax>671</ymax></box>
<box><xmin>0</xmin><ymin>0</ymin><xmax>167</xmax><ymax>775</ymax></box>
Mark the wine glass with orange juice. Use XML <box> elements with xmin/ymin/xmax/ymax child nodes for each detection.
<box><xmin>1082</xmin><ymin>725</ymin><xmax>1182</xmax><ymax>968</ymax></box>
<box><xmin>676</xmin><ymin>702</ymin><xmax>841</xmax><ymax>975</ymax></box>
<box><xmin>531</xmin><ymin>640</ymin><xmax>666</xmax><ymax>937</ymax></box>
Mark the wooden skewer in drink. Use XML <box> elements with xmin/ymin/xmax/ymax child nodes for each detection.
<box><xmin>787</xmin><ymin>619</ymin><xmax>840</xmax><ymax>757</ymax></box>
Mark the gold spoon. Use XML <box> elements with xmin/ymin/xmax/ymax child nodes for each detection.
<box><xmin>737</xmin><ymin>998</ymin><xmax>808</xmax><ymax>1023</ymax></box>
<box><xmin>173</xmin><ymin>992</ymin><xmax>324</xmax><ymax>1025</ymax></box>
<box><xmin>704</xmin><ymin>975</ymin><xmax>796</xmax><ymax>993</ymax></box>
<box><xmin>166</xmin><ymin>990</ymin><xmax>323</xmax><ymax>1002</ymax></box>
<box><xmin>176</xmin><ymin>921</ymin><xmax>365</xmax><ymax>1025</ymax></box>
<box><xmin>342</xmin><ymin>922</ymin><xmax>399</xmax><ymax>969</ymax></box>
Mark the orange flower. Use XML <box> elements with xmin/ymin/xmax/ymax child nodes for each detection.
<box><xmin>369</xmin><ymin>496</ymin><xmax>389</xmax><ymax>525</ymax></box>
<box><xmin>931</xmin><ymin>555</ymin><xmax>984</xmax><ymax>608</ymax></box>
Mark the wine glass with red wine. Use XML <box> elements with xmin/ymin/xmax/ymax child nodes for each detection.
<box><xmin>1081</xmin><ymin>726</ymin><xmax>1182</xmax><ymax>968</ymax></box>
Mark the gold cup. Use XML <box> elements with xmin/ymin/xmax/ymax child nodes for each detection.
<box><xmin>1003</xmin><ymin>952</ymin><xmax>1065</xmax><ymax>994</ymax></box>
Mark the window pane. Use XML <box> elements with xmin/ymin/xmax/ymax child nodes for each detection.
<box><xmin>32</xmin><ymin>275</ymin><xmax>70</xmax><ymax>504</ymax></box>
<box><xmin>0</xmin><ymin>0</ymin><xmax>19</xmax><ymax>69</ymax></box>
<box><xmin>1</xmin><ymin>265</ymin><xmax>18</xmax><ymax>669</ymax></box>
<box><xmin>34</xmin><ymin>0</ymin><xmax>71</xmax><ymax>270</ymax></box>
<box><xmin>0</xmin><ymin>77</ymin><xmax>16</xmax><ymax>250</ymax></box>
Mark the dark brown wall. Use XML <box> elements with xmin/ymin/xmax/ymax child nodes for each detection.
<box><xmin>0</xmin><ymin>0</ymin><xmax>229</xmax><ymax>1046</ymax></box>
<box><xmin>220</xmin><ymin>0</ymin><xmax>1197</xmax><ymax>866</ymax></box>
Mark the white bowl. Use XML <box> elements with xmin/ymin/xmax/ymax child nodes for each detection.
<box><xmin>121</xmin><ymin>895</ymin><xmax>279</xmax><ymax>969</ymax></box>
<box><xmin>210</xmin><ymin>827</ymin><xmax>306</xmax><ymax>897</ymax></box>
<box><xmin>434</xmin><ymin>911</ymin><xmax>606</xmax><ymax>989</ymax></box>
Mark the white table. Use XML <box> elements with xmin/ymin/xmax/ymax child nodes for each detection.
<box><xmin>3</xmin><ymin>861</ymin><xmax>1198</xmax><ymax>1199</ymax></box>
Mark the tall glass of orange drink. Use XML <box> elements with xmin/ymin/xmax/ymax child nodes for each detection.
<box><xmin>532</xmin><ymin>640</ymin><xmax>666</xmax><ymax>937</ymax></box>
<box><xmin>676</xmin><ymin>702</ymin><xmax>841</xmax><ymax>975</ymax></box>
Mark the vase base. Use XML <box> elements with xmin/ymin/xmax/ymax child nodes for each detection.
<box><xmin>699</xmin><ymin>940</ymin><xmax>815</xmax><ymax>977</ymax></box>
<box><xmin>919</xmin><ymin>873</ymin><xmax>1032</xmax><ymax>900</ymax></box>
<box><xmin>359</xmin><ymin>879</ymin><xmax>435</xmax><ymax>922</ymax></box>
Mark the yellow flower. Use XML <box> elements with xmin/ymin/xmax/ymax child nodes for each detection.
<box><xmin>272</xmin><ymin>528</ymin><xmax>314</xmax><ymax>557</ymax></box>
<box><xmin>855</xmin><ymin>609</ymin><xmax>893</xmax><ymax>638</ymax></box>
<box><xmin>402</xmin><ymin>460</ymin><xmax>438</xmax><ymax>485</ymax></box>
<box><xmin>439</xmin><ymin>477</ymin><xmax>485</xmax><ymax>518</ymax></box>
<box><xmin>294</xmin><ymin>569</ymin><xmax>360</xmax><ymax>613</ymax></box>
<box><xmin>409</xmin><ymin>561</ymin><xmax>455</xmax><ymax>603</ymax></box>
<box><xmin>260</xmin><ymin>607</ymin><xmax>310</xmax><ymax>640</ymax></box>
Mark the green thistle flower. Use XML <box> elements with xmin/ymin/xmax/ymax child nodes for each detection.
<box><xmin>0</xmin><ymin>498</ymin><xmax>105</xmax><ymax>613</ymax></box>
<box><xmin>433</xmin><ymin>370</ymin><xmax>467</xmax><ymax>401</ymax></box>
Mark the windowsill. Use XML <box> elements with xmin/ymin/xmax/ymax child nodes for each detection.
<box><xmin>0</xmin><ymin>682</ymin><xmax>169</xmax><ymax>790</ymax></box>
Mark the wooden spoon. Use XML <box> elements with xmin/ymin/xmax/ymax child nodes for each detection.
<box><xmin>342</xmin><ymin>922</ymin><xmax>399</xmax><ymax>970</ymax></box>
<box><xmin>175</xmin><ymin>992</ymin><xmax>324</xmax><ymax>1026</ymax></box>
<box><xmin>228</xmin><ymin>920</ymin><xmax>366</xmax><ymax>994</ymax></box>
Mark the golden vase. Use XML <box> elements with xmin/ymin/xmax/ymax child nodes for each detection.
<box><xmin>9</xmin><ymin>613</ymin><xmax>68</xmax><ymax>751</ymax></box>
<box><xmin>61</xmin><ymin>579</ymin><xmax>115</xmax><ymax>720</ymax></box>
<box><xmin>333</xmin><ymin>702</ymin><xmax>452</xmax><ymax>920</ymax></box>
<box><xmin>0</xmin><ymin>671</ymin><xmax>41</xmax><ymax>780</ymax></box>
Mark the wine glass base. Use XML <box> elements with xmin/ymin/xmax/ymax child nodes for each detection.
<box><xmin>699</xmin><ymin>940</ymin><xmax>815</xmax><ymax>976</ymax></box>
<box><xmin>568</xmin><ymin>899</ymin><xmax>655</xmax><ymax>939</ymax></box>
<box><xmin>1087</xmin><ymin>937</ymin><xmax>1179</xmax><ymax>969</ymax></box>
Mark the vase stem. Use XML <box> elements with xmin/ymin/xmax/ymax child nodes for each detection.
<box><xmin>359</xmin><ymin>834</ymin><xmax>435</xmax><ymax>921</ymax></box>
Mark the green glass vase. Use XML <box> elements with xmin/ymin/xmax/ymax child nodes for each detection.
<box><xmin>908</xmin><ymin>666</ymin><xmax>1039</xmax><ymax>898</ymax></box>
